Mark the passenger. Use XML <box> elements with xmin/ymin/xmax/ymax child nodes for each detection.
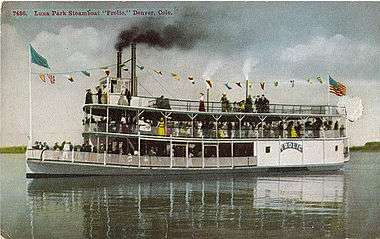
<box><xmin>124</xmin><ymin>88</ymin><xmax>132</xmax><ymax>106</ymax></box>
<box><xmin>290</xmin><ymin>126</ymin><xmax>298</xmax><ymax>138</ymax></box>
<box><xmin>227</xmin><ymin>122</ymin><xmax>233</xmax><ymax>138</ymax></box>
<box><xmin>254</xmin><ymin>95</ymin><xmax>260</xmax><ymax>112</ymax></box>
<box><xmin>101</xmin><ymin>89</ymin><xmax>108</xmax><ymax>104</ymax></box>
<box><xmin>334</xmin><ymin>121</ymin><xmax>339</xmax><ymax>130</ymax></box>
<box><xmin>42</xmin><ymin>142</ymin><xmax>49</xmax><ymax>150</ymax></box>
<box><xmin>262</xmin><ymin>95</ymin><xmax>269</xmax><ymax>113</ymax></box>
<box><xmin>239</xmin><ymin>100</ymin><xmax>245</xmax><ymax>112</ymax></box>
<box><xmin>158</xmin><ymin>118</ymin><xmax>166</xmax><ymax>136</ymax></box>
<box><xmin>53</xmin><ymin>142</ymin><xmax>60</xmax><ymax>151</ymax></box>
<box><xmin>278</xmin><ymin>121</ymin><xmax>284</xmax><ymax>138</ymax></box>
<box><xmin>295</xmin><ymin>122</ymin><xmax>302</xmax><ymax>137</ymax></box>
<box><xmin>286</xmin><ymin>121</ymin><xmax>293</xmax><ymax>138</ymax></box>
<box><xmin>245</xmin><ymin>95</ymin><xmax>253</xmax><ymax>112</ymax></box>
<box><xmin>221</xmin><ymin>93</ymin><xmax>230</xmax><ymax>112</ymax></box>
<box><xmin>199</xmin><ymin>93</ymin><xmax>206</xmax><ymax>112</ymax></box>
<box><xmin>339</xmin><ymin>124</ymin><xmax>345</xmax><ymax>137</ymax></box>
<box><xmin>117</xmin><ymin>93</ymin><xmax>128</xmax><ymax>106</ymax></box>
<box><xmin>62</xmin><ymin>142</ymin><xmax>71</xmax><ymax>159</ymax></box>
<box><xmin>85</xmin><ymin>89</ymin><xmax>93</xmax><ymax>104</ymax></box>
<box><xmin>96</xmin><ymin>86</ymin><xmax>102</xmax><ymax>104</ymax></box>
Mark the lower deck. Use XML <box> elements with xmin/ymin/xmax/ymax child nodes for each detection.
<box><xmin>26</xmin><ymin>138</ymin><xmax>349</xmax><ymax>177</ymax></box>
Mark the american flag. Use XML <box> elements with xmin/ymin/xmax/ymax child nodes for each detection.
<box><xmin>329</xmin><ymin>76</ymin><xmax>346</xmax><ymax>96</ymax></box>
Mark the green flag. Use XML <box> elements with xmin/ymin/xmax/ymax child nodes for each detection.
<box><xmin>30</xmin><ymin>45</ymin><xmax>50</xmax><ymax>69</ymax></box>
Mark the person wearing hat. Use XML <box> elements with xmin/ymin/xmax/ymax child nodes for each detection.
<box><xmin>85</xmin><ymin>89</ymin><xmax>93</xmax><ymax>104</ymax></box>
<box><xmin>199</xmin><ymin>93</ymin><xmax>205</xmax><ymax>111</ymax></box>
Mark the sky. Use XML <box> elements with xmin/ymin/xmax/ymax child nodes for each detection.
<box><xmin>1</xmin><ymin>1</ymin><xmax>379</xmax><ymax>146</ymax></box>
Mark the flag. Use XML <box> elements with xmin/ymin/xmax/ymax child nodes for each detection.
<box><xmin>30</xmin><ymin>45</ymin><xmax>50</xmax><ymax>69</ymax></box>
<box><xmin>81</xmin><ymin>71</ymin><xmax>90</xmax><ymax>77</ymax></box>
<box><xmin>171</xmin><ymin>72</ymin><xmax>180</xmax><ymax>81</ymax></box>
<box><xmin>188</xmin><ymin>76</ymin><xmax>195</xmax><ymax>84</ymax></box>
<box><xmin>47</xmin><ymin>74</ymin><xmax>55</xmax><ymax>84</ymax></box>
<box><xmin>260</xmin><ymin>81</ymin><xmax>265</xmax><ymax>90</ymax></box>
<box><xmin>39</xmin><ymin>73</ymin><xmax>46</xmax><ymax>82</ymax></box>
<box><xmin>153</xmin><ymin>69</ymin><xmax>163</xmax><ymax>76</ymax></box>
<box><xmin>206</xmin><ymin>79</ymin><xmax>213</xmax><ymax>88</ymax></box>
<box><xmin>224</xmin><ymin>82</ymin><xmax>232</xmax><ymax>90</ymax></box>
<box><xmin>317</xmin><ymin>76</ymin><xmax>323</xmax><ymax>84</ymax></box>
<box><xmin>236</xmin><ymin>82</ymin><xmax>242</xmax><ymax>88</ymax></box>
<box><xmin>274</xmin><ymin>81</ymin><xmax>279</xmax><ymax>87</ymax></box>
<box><xmin>290</xmin><ymin>80</ymin><xmax>295</xmax><ymax>87</ymax></box>
<box><xmin>329</xmin><ymin>76</ymin><xmax>347</xmax><ymax>96</ymax></box>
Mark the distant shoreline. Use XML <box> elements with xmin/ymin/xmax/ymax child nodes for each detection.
<box><xmin>350</xmin><ymin>142</ymin><xmax>380</xmax><ymax>152</ymax></box>
<box><xmin>1</xmin><ymin>142</ymin><xmax>379</xmax><ymax>154</ymax></box>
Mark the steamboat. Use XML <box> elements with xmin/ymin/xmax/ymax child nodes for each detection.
<box><xmin>26</xmin><ymin>44</ymin><xmax>350</xmax><ymax>177</ymax></box>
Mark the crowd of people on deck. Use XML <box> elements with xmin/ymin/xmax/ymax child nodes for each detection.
<box><xmin>85</xmin><ymin>86</ymin><xmax>132</xmax><ymax>106</ymax></box>
<box><xmin>82</xmin><ymin>112</ymin><xmax>346</xmax><ymax>140</ymax></box>
<box><xmin>218</xmin><ymin>93</ymin><xmax>270</xmax><ymax>113</ymax></box>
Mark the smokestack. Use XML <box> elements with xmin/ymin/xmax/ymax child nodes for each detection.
<box><xmin>131</xmin><ymin>43</ymin><xmax>137</xmax><ymax>96</ymax></box>
<box><xmin>117</xmin><ymin>49</ymin><xmax>122</xmax><ymax>79</ymax></box>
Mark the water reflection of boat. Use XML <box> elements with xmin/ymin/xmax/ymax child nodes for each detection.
<box><xmin>26</xmin><ymin>173</ymin><xmax>345</xmax><ymax>237</ymax></box>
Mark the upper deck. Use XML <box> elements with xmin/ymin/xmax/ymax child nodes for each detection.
<box><xmin>86</xmin><ymin>93</ymin><xmax>346</xmax><ymax>118</ymax></box>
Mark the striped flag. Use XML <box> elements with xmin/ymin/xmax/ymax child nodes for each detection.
<box><xmin>329</xmin><ymin>76</ymin><xmax>347</xmax><ymax>96</ymax></box>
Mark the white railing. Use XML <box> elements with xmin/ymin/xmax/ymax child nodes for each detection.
<box><xmin>34</xmin><ymin>150</ymin><xmax>257</xmax><ymax>169</ymax></box>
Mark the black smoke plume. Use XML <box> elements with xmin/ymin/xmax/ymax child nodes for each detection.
<box><xmin>115</xmin><ymin>12</ymin><xmax>207</xmax><ymax>50</ymax></box>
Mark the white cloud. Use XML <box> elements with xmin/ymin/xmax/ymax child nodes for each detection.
<box><xmin>31</xmin><ymin>26</ymin><xmax>116</xmax><ymax>70</ymax></box>
<box><xmin>280</xmin><ymin>34</ymin><xmax>379</xmax><ymax>66</ymax></box>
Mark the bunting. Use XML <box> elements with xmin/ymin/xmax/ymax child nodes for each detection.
<box><xmin>188</xmin><ymin>76</ymin><xmax>195</xmax><ymax>84</ymax></box>
<box><xmin>153</xmin><ymin>69</ymin><xmax>163</xmax><ymax>76</ymax></box>
<box><xmin>236</xmin><ymin>82</ymin><xmax>242</xmax><ymax>88</ymax></box>
<box><xmin>81</xmin><ymin>71</ymin><xmax>90</xmax><ymax>77</ymax></box>
<box><xmin>171</xmin><ymin>72</ymin><xmax>180</xmax><ymax>81</ymax></box>
<box><xmin>317</xmin><ymin>76</ymin><xmax>323</xmax><ymax>84</ymax></box>
<box><xmin>260</xmin><ymin>81</ymin><xmax>265</xmax><ymax>90</ymax></box>
<box><xmin>290</xmin><ymin>80</ymin><xmax>295</xmax><ymax>88</ymax></box>
<box><xmin>67</xmin><ymin>75</ymin><xmax>74</xmax><ymax>82</ymax></box>
<box><xmin>47</xmin><ymin>74</ymin><xmax>56</xmax><ymax>84</ymax></box>
<box><xmin>224</xmin><ymin>82</ymin><xmax>232</xmax><ymax>90</ymax></box>
<box><xmin>206</xmin><ymin>79</ymin><xmax>213</xmax><ymax>88</ymax></box>
<box><xmin>39</xmin><ymin>73</ymin><xmax>46</xmax><ymax>82</ymax></box>
<box><xmin>274</xmin><ymin>81</ymin><xmax>279</xmax><ymax>87</ymax></box>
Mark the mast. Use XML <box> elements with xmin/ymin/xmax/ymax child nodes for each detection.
<box><xmin>131</xmin><ymin>43</ymin><xmax>137</xmax><ymax>96</ymax></box>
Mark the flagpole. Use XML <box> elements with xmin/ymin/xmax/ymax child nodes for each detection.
<box><xmin>28</xmin><ymin>45</ymin><xmax>33</xmax><ymax>149</ymax></box>
<box><xmin>327</xmin><ymin>75</ymin><xmax>330</xmax><ymax>114</ymax></box>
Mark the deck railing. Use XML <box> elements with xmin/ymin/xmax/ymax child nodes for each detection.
<box><xmin>31</xmin><ymin>150</ymin><xmax>257</xmax><ymax>168</ymax></box>
<box><xmin>85</xmin><ymin>123</ymin><xmax>346</xmax><ymax>139</ymax></box>
<box><xmin>101</xmin><ymin>94</ymin><xmax>346</xmax><ymax>115</ymax></box>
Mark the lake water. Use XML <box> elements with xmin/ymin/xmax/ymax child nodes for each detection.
<box><xmin>1</xmin><ymin>152</ymin><xmax>379</xmax><ymax>238</ymax></box>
